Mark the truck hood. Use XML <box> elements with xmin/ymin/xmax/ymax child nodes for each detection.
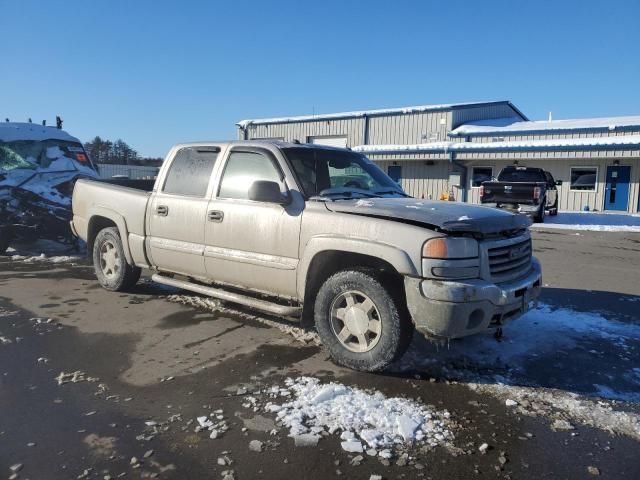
<box><xmin>324</xmin><ymin>198</ymin><xmax>531</xmax><ymax>235</ymax></box>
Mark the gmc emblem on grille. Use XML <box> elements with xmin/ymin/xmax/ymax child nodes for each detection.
<box><xmin>509</xmin><ymin>245</ymin><xmax>527</xmax><ymax>259</ymax></box>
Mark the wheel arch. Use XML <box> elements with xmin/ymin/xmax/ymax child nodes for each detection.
<box><xmin>299</xmin><ymin>238</ymin><xmax>416</xmax><ymax>327</ymax></box>
<box><xmin>87</xmin><ymin>208</ymin><xmax>134</xmax><ymax>265</ymax></box>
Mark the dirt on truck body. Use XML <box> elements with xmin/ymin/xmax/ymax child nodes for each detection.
<box><xmin>71</xmin><ymin>140</ymin><xmax>541</xmax><ymax>371</ymax></box>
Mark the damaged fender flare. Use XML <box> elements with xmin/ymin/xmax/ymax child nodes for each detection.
<box><xmin>296</xmin><ymin>235</ymin><xmax>418</xmax><ymax>300</ymax></box>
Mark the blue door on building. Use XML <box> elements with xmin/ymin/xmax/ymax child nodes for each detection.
<box><xmin>604</xmin><ymin>165</ymin><xmax>631</xmax><ymax>211</ymax></box>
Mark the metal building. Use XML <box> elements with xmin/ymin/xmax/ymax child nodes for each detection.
<box><xmin>237</xmin><ymin>101</ymin><xmax>640</xmax><ymax>213</ymax></box>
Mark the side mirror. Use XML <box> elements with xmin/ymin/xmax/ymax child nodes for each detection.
<box><xmin>248</xmin><ymin>180</ymin><xmax>290</xmax><ymax>205</ymax></box>
<box><xmin>555</xmin><ymin>180</ymin><xmax>563</xmax><ymax>186</ymax></box>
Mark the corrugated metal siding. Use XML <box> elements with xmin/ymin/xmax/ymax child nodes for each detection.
<box><xmin>97</xmin><ymin>164</ymin><xmax>160</xmax><ymax>179</ymax></box>
<box><xmin>451</xmin><ymin>104</ymin><xmax>524</xmax><ymax>128</ymax></box>
<box><xmin>463</xmin><ymin>157</ymin><xmax>639</xmax><ymax>213</ymax></box>
<box><xmin>243</xmin><ymin>118</ymin><xmax>365</xmax><ymax>147</ymax></box>
<box><xmin>376</xmin><ymin>160</ymin><xmax>450</xmax><ymax>200</ymax></box>
<box><xmin>235</xmin><ymin>105</ymin><xmax>640</xmax><ymax>213</ymax></box>
<box><xmin>367</xmin><ymin>111</ymin><xmax>450</xmax><ymax>144</ymax></box>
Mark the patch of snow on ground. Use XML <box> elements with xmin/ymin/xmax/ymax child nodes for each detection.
<box><xmin>14</xmin><ymin>253</ymin><xmax>82</xmax><ymax>264</ymax></box>
<box><xmin>531</xmin><ymin>212</ymin><xmax>640</xmax><ymax>232</ymax></box>
<box><xmin>397</xmin><ymin>302</ymin><xmax>640</xmax><ymax>439</ymax></box>
<box><xmin>445</xmin><ymin>303</ymin><xmax>640</xmax><ymax>366</ymax></box>
<box><xmin>266</xmin><ymin>377</ymin><xmax>453</xmax><ymax>452</ymax></box>
<box><xmin>468</xmin><ymin>382</ymin><xmax>640</xmax><ymax>442</ymax></box>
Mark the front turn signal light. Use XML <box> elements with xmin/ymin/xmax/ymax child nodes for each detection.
<box><xmin>423</xmin><ymin>238</ymin><xmax>448</xmax><ymax>258</ymax></box>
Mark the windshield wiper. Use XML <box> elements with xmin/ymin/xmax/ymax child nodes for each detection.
<box><xmin>372</xmin><ymin>189</ymin><xmax>410</xmax><ymax>197</ymax></box>
<box><xmin>311</xmin><ymin>189</ymin><xmax>378</xmax><ymax>201</ymax></box>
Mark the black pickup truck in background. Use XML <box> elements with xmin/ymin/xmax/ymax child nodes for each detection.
<box><xmin>480</xmin><ymin>166</ymin><xmax>560</xmax><ymax>222</ymax></box>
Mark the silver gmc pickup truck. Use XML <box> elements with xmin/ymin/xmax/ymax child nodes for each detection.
<box><xmin>71</xmin><ymin>141</ymin><xmax>541</xmax><ymax>371</ymax></box>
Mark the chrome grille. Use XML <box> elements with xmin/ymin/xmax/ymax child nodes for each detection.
<box><xmin>486</xmin><ymin>238</ymin><xmax>532</xmax><ymax>283</ymax></box>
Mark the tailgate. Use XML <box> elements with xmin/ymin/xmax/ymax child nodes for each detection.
<box><xmin>481</xmin><ymin>182</ymin><xmax>540</xmax><ymax>205</ymax></box>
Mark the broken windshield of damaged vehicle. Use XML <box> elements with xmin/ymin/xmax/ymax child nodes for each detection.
<box><xmin>0</xmin><ymin>139</ymin><xmax>94</xmax><ymax>172</ymax></box>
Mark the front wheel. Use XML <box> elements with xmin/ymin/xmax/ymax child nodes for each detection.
<box><xmin>314</xmin><ymin>270</ymin><xmax>413</xmax><ymax>372</ymax></box>
<box><xmin>93</xmin><ymin>227</ymin><xmax>141</xmax><ymax>291</ymax></box>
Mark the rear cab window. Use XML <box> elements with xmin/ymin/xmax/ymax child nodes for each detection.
<box><xmin>498</xmin><ymin>168</ymin><xmax>546</xmax><ymax>183</ymax></box>
<box><xmin>162</xmin><ymin>147</ymin><xmax>219</xmax><ymax>196</ymax></box>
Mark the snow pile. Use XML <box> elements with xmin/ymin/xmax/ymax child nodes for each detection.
<box><xmin>531</xmin><ymin>212</ymin><xmax>640</xmax><ymax>232</ymax></box>
<box><xmin>194</xmin><ymin>409</ymin><xmax>229</xmax><ymax>439</ymax></box>
<box><xmin>0</xmin><ymin>122</ymin><xmax>79</xmax><ymax>142</ymax></box>
<box><xmin>265</xmin><ymin>377</ymin><xmax>452</xmax><ymax>453</ymax></box>
<box><xmin>166</xmin><ymin>294</ymin><xmax>320</xmax><ymax>345</ymax></box>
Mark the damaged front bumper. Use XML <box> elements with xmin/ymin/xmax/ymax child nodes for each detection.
<box><xmin>405</xmin><ymin>258</ymin><xmax>542</xmax><ymax>339</ymax></box>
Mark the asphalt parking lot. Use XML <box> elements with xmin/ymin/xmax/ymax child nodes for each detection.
<box><xmin>1</xmin><ymin>228</ymin><xmax>639</xmax><ymax>480</ymax></box>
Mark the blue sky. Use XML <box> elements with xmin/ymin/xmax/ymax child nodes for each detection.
<box><xmin>2</xmin><ymin>0</ymin><xmax>639</xmax><ymax>157</ymax></box>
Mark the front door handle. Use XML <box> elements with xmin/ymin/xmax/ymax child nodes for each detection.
<box><xmin>208</xmin><ymin>210</ymin><xmax>224</xmax><ymax>222</ymax></box>
<box><xmin>156</xmin><ymin>205</ymin><xmax>169</xmax><ymax>216</ymax></box>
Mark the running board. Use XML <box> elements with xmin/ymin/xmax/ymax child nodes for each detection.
<box><xmin>151</xmin><ymin>274</ymin><xmax>302</xmax><ymax>317</ymax></box>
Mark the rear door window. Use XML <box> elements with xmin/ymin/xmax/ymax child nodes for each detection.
<box><xmin>162</xmin><ymin>147</ymin><xmax>219</xmax><ymax>196</ymax></box>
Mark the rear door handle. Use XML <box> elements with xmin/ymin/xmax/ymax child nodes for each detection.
<box><xmin>156</xmin><ymin>205</ymin><xmax>169</xmax><ymax>216</ymax></box>
<box><xmin>208</xmin><ymin>210</ymin><xmax>224</xmax><ymax>222</ymax></box>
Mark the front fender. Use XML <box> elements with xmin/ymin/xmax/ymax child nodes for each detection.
<box><xmin>297</xmin><ymin>235</ymin><xmax>418</xmax><ymax>299</ymax></box>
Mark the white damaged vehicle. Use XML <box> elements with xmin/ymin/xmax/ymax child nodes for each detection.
<box><xmin>0</xmin><ymin>122</ymin><xmax>98</xmax><ymax>253</ymax></box>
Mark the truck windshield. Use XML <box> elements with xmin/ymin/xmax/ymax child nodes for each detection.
<box><xmin>497</xmin><ymin>168</ymin><xmax>545</xmax><ymax>183</ymax></box>
<box><xmin>282</xmin><ymin>147</ymin><xmax>404</xmax><ymax>198</ymax></box>
<box><xmin>0</xmin><ymin>139</ymin><xmax>95</xmax><ymax>172</ymax></box>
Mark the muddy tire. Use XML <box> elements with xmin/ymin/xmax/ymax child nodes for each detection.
<box><xmin>314</xmin><ymin>269</ymin><xmax>413</xmax><ymax>372</ymax></box>
<box><xmin>93</xmin><ymin>227</ymin><xmax>141</xmax><ymax>291</ymax></box>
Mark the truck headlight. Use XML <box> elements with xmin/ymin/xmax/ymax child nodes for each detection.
<box><xmin>422</xmin><ymin>237</ymin><xmax>479</xmax><ymax>259</ymax></box>
<box><xmin>422</xmin><ymin>237</ymin><xmax>480</xmax><ymax>280</ymax></box>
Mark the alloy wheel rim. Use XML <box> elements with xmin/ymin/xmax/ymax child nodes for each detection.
<box><xmin>100</xmin><ymin>240</ymin><xmax>120</xmax><ymax>279</ymax></box>
<box><xmin>330</xmin><ymin>290</ymin><xmax>382</xmax><ymax>353</ymax></box>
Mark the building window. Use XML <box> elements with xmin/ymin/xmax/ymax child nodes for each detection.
<box><xmin>387</xmin><ymin>165</ymin><xmax>402</xmax><ymax>183</ymax></box>
<box><xmin>471</xmin><ymin>167</ymin><xmax>493</xmax><ymax>188</ymax></box>
<box><xmin>570</xmin><ymin>167</ymin><xmax>598</xmax><ymax>191</ymax></box>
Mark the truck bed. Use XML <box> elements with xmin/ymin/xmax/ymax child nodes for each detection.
<box><xmin>72</xmin><ymin>178</ymin><xmax>151</xmax><ymax>242</ymax></box>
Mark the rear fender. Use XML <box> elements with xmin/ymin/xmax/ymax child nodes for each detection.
<box><xmin>88</xmin><ymin>206</ymin><xmax>134</xmax><ymax>265</ymax></box>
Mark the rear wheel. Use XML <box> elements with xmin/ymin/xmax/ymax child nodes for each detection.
<box><xmin>93</xmin><ymin>227</ymin><xmax>141</xmax><ymax>291</ymax></box>
<box><xmin>314</xmin><ymin>269</ymin><xmax>413</xmax><ymax>372</ymax></box>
